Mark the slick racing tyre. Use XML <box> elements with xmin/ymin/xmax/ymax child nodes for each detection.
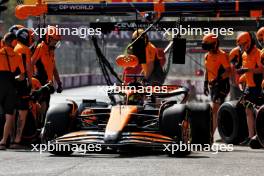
<box><xmin>41</xmin><ymin>103</ymin><xmax>74</xmax><ymax>156</ymax></box>
<box><xmin>0</xmin><ymin>106</ymin><xmax>4</xmax><ymax>140</ymax></box>
<box><xmin>217</xmin><ymin>101</ymin><xmax>248</xmax><ymax>144</ymax></box>
<box><xmin>187</xmin><ymin>103</ymin><xmax>212</xmax><ymax>146</ymax></box>
<box><xmin>256</xmin><ymin>105</ymin><xmax>264</xmax><ymax>148</ymax></box>
<box><xmin>160</xmin><ymin>104</ymin><xmax>191</xmax><ymax>157</ymax></box>
<box><xmin>160</xmin><ymin>104</ymin><xmax>186</xmax><ymax>138</ymax></box>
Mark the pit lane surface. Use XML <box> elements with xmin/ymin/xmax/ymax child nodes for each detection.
<box><xmin>0</xmin><ymin>86</ymin><xmax>263</xmax><ymax>176</ymax></box>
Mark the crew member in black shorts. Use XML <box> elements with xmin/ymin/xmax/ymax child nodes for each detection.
<box><xmin>0</xmin><ymin>33</ymin><xmax>25</xmax><ymax>150</ymax></box>
<box><xmin>202</xmin><ymin>33</ymin><xmax>231</xmax><ymax>137</ymax></box>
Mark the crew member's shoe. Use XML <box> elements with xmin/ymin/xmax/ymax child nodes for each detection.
<box><xmin>249</xmin><ymin>136</ymin><xmax>263</xmax><ymax>149</ymax></box>
<box><xmin>9</xmin><ymin>142</ymin><xmax>26</xmax><ymax>149</ymax></box>
<box><xmin>0</xmin><ymin>143</ymin><xmax>6</xmax><ymax>150</ymax></box>
<box><xmin>240</xmin><ymin>137</ymin><xmax>251</xmax><ymax>146</ymax></box>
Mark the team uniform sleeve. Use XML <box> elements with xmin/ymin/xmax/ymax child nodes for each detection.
<box><xmin>221</xmin><ymin>53</ymin><xmax>231</xmax><ymax>69</ymax></box>
<box><xmin>257</xmin><ymin>51</ymin><xmax>264</xmax><ymax>68</ymax></box>
<box><xmin>147</xmin><ymin>43</ymin><xmax>157</xmax><ymax>63</ymax></box>
<box><xmin>16</xmin><ymin>55</ymin><xmax>25</xmax><ymax>74</ymax></box>
<box><xmin>31</xmin><ymin>44</ymin><xmax>42</xmax><ymax>64</ymax></box>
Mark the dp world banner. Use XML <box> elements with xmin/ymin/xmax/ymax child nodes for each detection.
<box><xmin>24</xmin><ymin>0</ymin><xmax>176</xmax><ymax>5</ymax></box>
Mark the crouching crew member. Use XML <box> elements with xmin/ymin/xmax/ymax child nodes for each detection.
<box><xmin>127</xmin><ymin>29</ymin><xmax>165</xmax><ymax>85</ymax></box>
<box><xmin>31</xmin><ymin>26</ymin><xmax>63</xmax><ymax>116</ymax></box>
<box><xmin>236</xmin><ymin>32</ymin><xmax>263</xmax><ymax>145</ymax></box>
<box><xmin>202</xmin><ymin>33</ymin><xmax>231</xmax><ymax>138</ymax></box>
<box><xmin>0</xmin><ymin>33</ymin><xmax>25</xmax><ymax>150</ymax></box>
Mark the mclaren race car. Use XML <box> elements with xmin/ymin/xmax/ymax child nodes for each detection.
<box><xmin>41</xmin><ymin>55</ymin><xmax>212</xmax><ymax>157</ymax></box>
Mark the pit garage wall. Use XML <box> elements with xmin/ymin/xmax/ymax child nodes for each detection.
<box><xmin>60</xmin><ymin>74</ymin><xmax>204</xmax><ymax>95</ymax></box>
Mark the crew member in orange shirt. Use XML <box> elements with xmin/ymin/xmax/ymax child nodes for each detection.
<box><xmin>125</xmin><ymin>29</ymin><xmax>164</xmax><ymax>85</ymax></box>
<box><xmin>229</xmin><ymin>46</ymin><xmax>243</xmax><ymax>100</ymax></box>
<box><xmin>31</xmin><ymin>25</ymin><xmax>63</xmax><ymax>115</ymax></box>
<box><xmin>236</xmin><ymin>32</ymin><xmax>263</xmax><ymax>145</ymax></box>
<box><xmin>256</xmin><ymin>27</ymin><xmax>264</xmax><ymax>90</ymax></box>
<box><xmin>202</xmin><ymin>33</ymin><xmax>231</xmax><ymax>137</ymax></box>
<box><xmin>0</xmin><ymin>33</ymin><xmax>25</xmax><ymax>150</ymax></box>
<box><xmin>11</xmin><ymin>28</ymin><xmax>35</xmax><ymax>148</ymax></box>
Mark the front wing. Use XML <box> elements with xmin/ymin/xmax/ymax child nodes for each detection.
<box><xmin>51</xmin><ymin>130</ymin><xmax>177</xmax><ymax>150</ymax></box>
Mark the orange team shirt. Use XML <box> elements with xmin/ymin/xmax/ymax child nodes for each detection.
<box><xmin>30</xmin><ymin>78</ymin><xmax>42</xmax><ymax>119</ymax></box>
<box><xmin>229</xmin><ymin>47</ymin><xmax>242</xmax><ymax>85</ymax></box>
<box><xmin>31</xmin><ymin>41</ymin><xmax>55</xmax><ymax>83</ymax></box>
<box><xmin>239</xmin><ymin>74</ymin><xmax>246</xmax><ymax>84</ymax></box>
<box><xmin>241</xmin><ymin>46</ymin><xmax>262</xmax><ymax>87</ymax></box>
<box><xmin>204</xmin><ymin>49</ymin><xmax>230</xmax><ymax>82</ymax></box>
<box><xmin>0</xmin><ymin>47</ymin><xmax>25</xmax><ymax>73</ymax></box>
<box><xmin>0</xmin><ymin>40</ymin><xmax>3</xmax><ymax>49</ymax></box>
<box><xmin>31</xmin><ymin>77</ymin><xmax>42</xmax><ymax>90</ymax></box>
<box><xmin>14</xmin><ymin>42</ymin><xmax>32</xmax><ymax>77</ymax></box>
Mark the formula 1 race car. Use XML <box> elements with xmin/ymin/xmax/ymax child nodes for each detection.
<box><xmin>41</xmin><ymin>55</ymin><xmax>212</xmax><ymax>157</ymax></box>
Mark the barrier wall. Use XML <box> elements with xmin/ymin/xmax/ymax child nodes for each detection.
<box><xmin>60</xmin><ymin>74</ymin><xmax>106</xmax><ymax>89</ymax></box>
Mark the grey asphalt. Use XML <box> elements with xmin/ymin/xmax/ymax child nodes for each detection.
<box><xmin>0</xmin><ymin>86</ymin><xmax>263</xmax><ymax>176</ymax></box>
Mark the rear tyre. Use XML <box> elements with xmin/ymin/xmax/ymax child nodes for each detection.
<box><xmin>0</xmin><ymin>106</ymin><xmax>4</xmax><ymax>140</ymax></box>
<box><xmin>187</xmin><ymin>103</ymin><xmax>212</xmax><ymax>146</ymax></box>
<box><xmin>217</xmin><ymin>101</ymin><xmax>248</xmax><ymax>144</ymax></box>
<box><xmin>160</xmin><ymin>104</ymin><xmax>186</xmax><ymax>138</ymax></box>
<box><xmin>41</xmin><ymin>103</ymin><xmax>74</xmax><ymax>156</ymax></box>
<box><xmin>160</xmin><ymin>104</ymin><xmax>191</xmax><ymax>157</ymax></box>
<box><xmin>256</xmin><ymin>105</ymin><xmax>264</xmax><ymax>148</ymax></box>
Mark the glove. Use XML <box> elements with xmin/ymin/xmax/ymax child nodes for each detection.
<box><xmin>42</xmin><ymin>83</ymin><xmax>55</xmax><ymax>94</ymax></box>
<box><xmin>57</xmin><ymin>82</ymin><xmax>63</xmax><ymax>93</ymax></box>
<box><xmin>204</xmin><ymin>81</ymin><xmax>209</xmax><ymax>96</ymax></box>
<box><xmin>30</xmin><ymin>90</ymin><xmax>41</xmax><ymax>101</ymax></box>
<box><xmin>236</xmin><ymin>68</ymin><xmax>249</xmax><ymax>74</ymax></box>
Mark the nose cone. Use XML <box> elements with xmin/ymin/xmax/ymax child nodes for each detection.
<box><xmin>104</xmin><ymin>131</ymin><xmax>120</xmax><ymax>144</ymax></box>
<box><xmin>104</xmin><ymin>105</ymin><xmax>137</xmax><ymax>143</ymax></box>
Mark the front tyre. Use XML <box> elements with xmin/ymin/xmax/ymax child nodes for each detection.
<box><xmin>41</xmin><ymin>102</ymin><xmax>76</xmax><ymax>155</ymax></box>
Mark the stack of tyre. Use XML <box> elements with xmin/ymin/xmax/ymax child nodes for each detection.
<box><xmin>256</xmin><ymin>105</ymin><xmax>264</xmax><ymax>148</ymax></box>
<box><xmin>218</xmin><ymin>100</ymin><xmax>264</xmax><ymax>148</ymax></box>
<box><xmin>0</xmin><ymin>106</ymin><xmax>4</xmax><ymax>140</ymax></box>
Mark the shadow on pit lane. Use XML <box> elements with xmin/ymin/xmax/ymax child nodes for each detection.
<box><xmin>46</xmin><ymin>151</ymin><xmax>210</xmax><ymax>159</ymax></box>
<box><xmin>4</xmin><ymin>147</ymin><xmax>210</xmax><ymax>159</ymax></box>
